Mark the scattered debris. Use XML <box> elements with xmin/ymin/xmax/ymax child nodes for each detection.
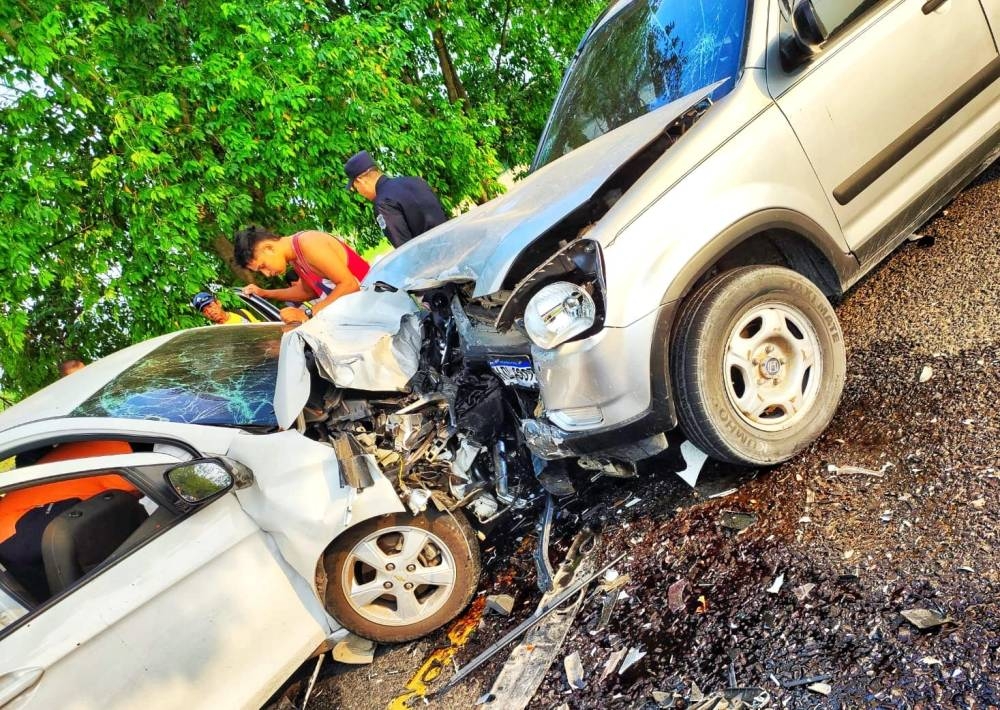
<box><xmin>300</xmin><ymin>653</ymin><xmax>324</xmax><ymax>710</ymax></box>
<box><xmin>331</xmin><ymin>633</ymin><xmax>377</xmax><ymax>665</ymax></box>
<box><xmin>668</xmin><ymin>579</ymin><xmax>689</xmax><ymax>612</ymax></box>
<box><xmin>484</xmin><ymin>532</ymin><xmax>598</xmax><ymax>709</ymax></box>
<box><xmin>485</xmin><ymin>594</ymin><xmax>515</xmax><ymax>617</ymax></box>
<box><xmin>564</xmin><ymin>652</ymin><xmax>585</xmax><ymax>690</ymax></box>
<box><xmin>807</xmin><ymin>681</ymin><xmax>832</xmax><ymax>696</ymax></box>
<box><xmin>827</xmin><ymin>463</ymin><xmax>891</xmax><ymax>477</ymax></box>
<box><xmin>919</xmin><ymin>365</ymin><xmax>934</xmax><ymax>383</ymax></box>
<box><xmin>970</xmin><ymin>497</ymin><xmax>986</xmax><ymax>509</ymax></box>
<box><xmin>652</xmin><ymin>690</ymin><xmax>672</xmax><ymax>707</ymax></box>
<box><xmin>920</xmin><ymin>657</ymin><xmax>942</xmax><ymax>665</ymax></box>
<box><xmin>696</xmin><ymin>595</ymin><xmax>709</xmax><ymax>613</ymax></box>
<box><xmin>618</xmin><ymin>646</ymin><xmax>647</xmax><ymax>675</ymax></box>
<box><xmin>793</xmin><ymin>583</ymin><xmax>816</xmax><ymax>602</ymax></box>
<box><xmin>907</xmin><ymin>232</ymin><xmax>936</xmax><ymax>247</ymax></box>
<box><xmin>676</xmin><ymin>440</ymin><xmax>709</xmax><ymax>487</ymax></box>
<box><xmin>900</xmin><ymin>608</ymin><xmax>954</xmax><ymax>630</ymax></box>
<box><xmin>720</xmin><ymin>510</ymin><xmax>757</xmax><ymax>532</ymax></box>
<box><xmin>689</xmin><ymin>682</ymin><xmax>705</xmax><ymax>702</ymax></box>
<box><xmin>601</xmin><ymin>648</ymin><xmax>628</xmax><ymax>680</ymax></box>
<box><xmin>433</xmin><ymin>553</ymin><xmax>625</xmax><ymax>699</ymax></box>
<box><xmin>766</xmin><ymin>573</ymin><xmax>784</xmax><ymax>594</ymax></box>
<box><xmin>781</xmin><ymin>673</ymin><xmax>832</xmax><ymax>689</ymax></box>
<box><xmin>709</xmin><ymin>488</ymin><xmax>739</xmax><ymax>499</ymax></box>
<box><xmin>688</xmin><ymin>687</ymin><xmax>770</xmax><ymax>710</ymax></box>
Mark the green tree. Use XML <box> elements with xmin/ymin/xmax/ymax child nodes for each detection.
<box><xmin>0</xmin><ymin>0</ymin><xmax>604</xmax><ymax>397</ymax></box>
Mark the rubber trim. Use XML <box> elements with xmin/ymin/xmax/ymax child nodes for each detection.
<box><xmin>834</xmin><ymin>55</ymin><xmax>1000</xmax><ymax>205</ymax></box>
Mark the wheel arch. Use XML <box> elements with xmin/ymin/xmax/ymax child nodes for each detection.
<box><xmin>649</xmin><ymin>209</ymin><xmax>857</xmax><ymax>439</ymax></box>
<box><xmin>663</xmin><ymin>208</ymin><xmax>859</xmax><ymax>306</ymax></box>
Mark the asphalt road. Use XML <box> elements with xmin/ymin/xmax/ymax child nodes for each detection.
<box><xmin>270</xmin><ymin>162</ymin><xmax>1000</xmax><ymax>710</ymax></box>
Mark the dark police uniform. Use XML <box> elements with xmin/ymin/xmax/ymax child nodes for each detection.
<box><xmin>373</xmin><ymin>175</ymin><xmax>448</xmax><ymax>248</ymax></box>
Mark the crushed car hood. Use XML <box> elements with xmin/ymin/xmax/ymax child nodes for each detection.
<box><xmin>364</xmin><ymin>83</ymin><xmax>721</xmax><ymax>298</ymax></box>
<box><xmin>274</xmin><ymin>290</ymin><xmax>422</xmax><ymax>429</ymax></box>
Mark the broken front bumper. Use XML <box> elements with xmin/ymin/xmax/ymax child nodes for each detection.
<box><xmin>524</xmin><ymin>302</ymin><xmax>679</xmax><ymax>458</ymax></box>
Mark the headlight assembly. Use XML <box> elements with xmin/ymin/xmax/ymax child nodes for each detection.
<box><xmin>523</xmin><ymin>281</ymin><xmax>597</xmax><ymax>349</ymax></box>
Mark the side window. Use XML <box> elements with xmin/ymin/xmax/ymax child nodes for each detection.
<box><xmin>0</xmin><ymin>467</ymin><xmax>179</xmax><ymax>631</ymax></box>
<box><xmin>812</xmin><ymin>0</ymin><xmax>886</xmax><ymax>39</ymax></box>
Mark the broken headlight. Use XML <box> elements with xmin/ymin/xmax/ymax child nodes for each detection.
<box><xmin>523</xmin><ymin>281</ymin><xmax>597</xmax><ymax>349</ymax></box>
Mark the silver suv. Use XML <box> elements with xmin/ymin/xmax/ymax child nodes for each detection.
<box><xmin>364</xmin><ymin>0</ymin><xmax>1000</xmax><ymax>466</ymax></box>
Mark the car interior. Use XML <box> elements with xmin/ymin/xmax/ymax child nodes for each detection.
<box><xmin>0</xmin><ymin>439</ymin><xmax>183</xmax><ymax>625</ymax></box>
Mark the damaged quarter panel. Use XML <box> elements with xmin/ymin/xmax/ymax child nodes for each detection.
<box><xmin>227</xmin><ymin>429</ymin><xmax>405</xmax><ymax>593</ymax></box>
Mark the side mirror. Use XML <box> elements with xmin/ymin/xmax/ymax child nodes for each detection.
<box><xmin>165</xmin><ymin>459</ymin><xmax>234</xmax><ymax>503</ymax></box>
<box><xmin>782</xmin><ymin>0</ymin><xmax>831</xmax><ymax>70</ymax></box>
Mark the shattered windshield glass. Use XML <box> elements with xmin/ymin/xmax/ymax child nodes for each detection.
<box><xmin>73</xmin><ymin>326</ymin><xmax>282</xmax><ymax>428</ymax></box>
<box><xmin>534</xmin><ymin>0</ymin><xmax>750</xmax><ymax>168</ymax></box>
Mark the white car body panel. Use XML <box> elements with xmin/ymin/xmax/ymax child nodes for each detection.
<box><xmin>227</xmin><ymin>429</ymin><xmax>406</xmax><ymax>583</ymax></box>
<box><xmin>0</xmin><ymin>456</ymin><xmax>326</xmax><ymax>710</ymax></box>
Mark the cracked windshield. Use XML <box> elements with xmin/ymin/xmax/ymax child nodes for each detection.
<box><xmin>73</xmin><ymin>325</ymin><xmax>282</xmax><ymax>428</ymax></box>
<box><xmin>534</xmin><ymin>0</ymin><xmax>749</xmax><ymax>167</ymax></box>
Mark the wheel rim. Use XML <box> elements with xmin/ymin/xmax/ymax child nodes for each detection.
<box><xmin>341</xmin><ymin>525</ymin><xmax>457</xmax><ymax>627</ymax></box>
<box><xmin>722</xmin><ymin>301</ymin><xmax>823</xmax><ymax>432</ymax></box>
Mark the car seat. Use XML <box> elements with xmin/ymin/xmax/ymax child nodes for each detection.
<box><xmin>41</xmin><ymin>490</ymin><xmax>148</xmax><ymax>596</ymax></box>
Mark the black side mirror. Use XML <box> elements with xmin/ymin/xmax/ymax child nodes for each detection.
<box><xmin>781</xmin><ymin>0</ymin><xmax>831</xmax><ymax>70</ymax></box>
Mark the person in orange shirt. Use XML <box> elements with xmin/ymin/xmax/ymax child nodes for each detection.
<box><xmin>0</xmin><ymin>440</ymin><xmax>139</xmax><ymax>599</ymax></box>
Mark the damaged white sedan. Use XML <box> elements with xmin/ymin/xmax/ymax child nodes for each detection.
<box><xmin>0</xmin><ymin>322</ymin><xmax>486</xmax><ymax>709</ymax></box>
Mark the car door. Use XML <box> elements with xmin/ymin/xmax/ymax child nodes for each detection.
<box><xmin>768</xmin><ymin>0</ymin><xmax>1000</xmax><ymax>261</ymax></box>
<box><xmin>0</xmin><ymin>453</ymin><xmax>328</xmax><ymax>710</ymax></box>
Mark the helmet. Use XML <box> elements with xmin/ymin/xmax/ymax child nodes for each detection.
<box><xmin>191</xmin><ymin>292</ymin><xmax>216</xmax><ymax>311</ymax></box>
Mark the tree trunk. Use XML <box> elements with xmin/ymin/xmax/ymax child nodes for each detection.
<box><xmin>427</xmin><ymin>7</ymin><xmax>470</xmax><ymax>113</ymax></box>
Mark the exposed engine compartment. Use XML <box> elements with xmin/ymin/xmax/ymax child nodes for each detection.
<box><xmin>301</xmin><ymin>287</ymin><xmax>543</xmax><ymax>527</ymax></box>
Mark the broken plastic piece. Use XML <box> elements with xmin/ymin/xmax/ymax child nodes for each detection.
<box><xmin>618</xmin><ymin>646</ymin><xmax>646</xmax><ymax>675</ymax></box>
<box><xmin>601</xmin><ymin>649</ymin><xmax>627</xmax><ymax>680</ymax></box>
<box><xmin>332</xmin><ymin>633</ymin><xmax>377</xmax><ymax>665</ymax></box>
<box><xmin>766</xmin><ymin>573</ymin><xmax>785</xmax><ymax>594</ymax></box>
<box><xmin>486</xmin><ymin>594</ymin><xmax>515</xmax><ymax>617</ymax></box>
<box><xmin>900</xmin><ymin>608</ymin><xmax>954</xmax><ymax>629</ymax></box>
<box><xmin>720</xmin><ymin>510</ymin><xmax>757</xmax><ymax>531</ymax></box>
<box><xmin>667</xmin><ymin>579</ymin><xmax>688</xmax><ymax>613</ymax></box>
<box><xmin>807</xmin><ymin>682</ymin><xmax>832</xmax><ymax>696</ymax></box>
<box><xmin>676</xmin><ymin>440</ymin><xmax>709</xmax><ymax>487</ymax></box>
<box><xmin>564</xmin><ymin>652</ymin><xmax>585</xmax><ymax>690</ymax></box>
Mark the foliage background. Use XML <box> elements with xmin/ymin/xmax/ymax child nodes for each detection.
<box><xmin>0</xmin><ymin>0</ymin><xmax>605</xmax><ymax>397</ymax></box>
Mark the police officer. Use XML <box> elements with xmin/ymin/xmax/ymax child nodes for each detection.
<box><xmin>344</xmin><ymin>151</ymin><xmax>448</xmax><ymax>248</ymax></box>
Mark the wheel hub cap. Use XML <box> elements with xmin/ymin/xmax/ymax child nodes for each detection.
<box><xmin>342</xmin><ymin>526</ymin><xmax>457</xmax><ymax>627</ymax></box>
<box><xmin>723</xmin><ymin>302</ymin><xmax>823</xmax><ymax>432</ymax></box>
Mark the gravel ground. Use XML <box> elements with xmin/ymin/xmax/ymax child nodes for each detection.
<box><xmin>270</xmin><ymin>164</ymin><xmax>1000</xmax><ymax>709</ymax></box>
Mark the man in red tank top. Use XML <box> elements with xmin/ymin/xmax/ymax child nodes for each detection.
<box><xmin>234</xmin><ymin>226</ymin><xmax>370</xmax><ymax>324</ymax></box>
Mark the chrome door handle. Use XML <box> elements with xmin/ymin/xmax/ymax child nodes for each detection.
<box><xmin>0</xmin><ymin>667</ymin><xmax>43</xmax><ymax>707</ymax></box>
<box><xmin>922</xmin><ymin>0</ymin><xmax>948</xmax><ymax>14</ymax></box>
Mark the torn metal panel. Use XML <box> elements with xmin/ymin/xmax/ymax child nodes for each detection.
<box><xmin>363</xmin><ymin>84</ymin><xmax>724</xmax><ymax>298</ymax></box>
<box><xmin>274</xmin><ymin>290</ymin><xmax>422</xmax><ymax>429</ymax></box>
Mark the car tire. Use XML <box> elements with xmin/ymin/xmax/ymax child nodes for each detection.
<box><xmin>323</xmin><ymin>509</ymin><xmax>481</xmax><ymax>643</ymax></box>
<box><xmin>671</xmin><ymin>265</ymin><xmax>846</xmax><ymax>466</ymax></box>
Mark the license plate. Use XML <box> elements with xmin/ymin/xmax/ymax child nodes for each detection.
<box><xmin>488</xmin><ymin>356</ymin><xmax>539</xmax><ymax>388</ymax></box>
